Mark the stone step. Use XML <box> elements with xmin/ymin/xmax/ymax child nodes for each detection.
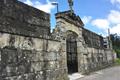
<box><xmin>68</xmin><ymin>73</ymin><xmax>84</xmax><ymax>80</ymax></box>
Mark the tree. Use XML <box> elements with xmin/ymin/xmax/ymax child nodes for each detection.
<box><xmin>110</xmin><ymin>34</ymin><xmax>120</xmax><ymax>58</ymax></box>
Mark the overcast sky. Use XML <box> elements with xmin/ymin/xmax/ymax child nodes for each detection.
<box><xmin>19</xmin><ymin>0</ymin><xmax>120</xmax><ymax>36</ymax></box>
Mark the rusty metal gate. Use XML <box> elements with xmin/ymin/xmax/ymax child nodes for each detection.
<box><xmin>66</xmin><ymin>34</ymin><xmax>78</xmax><ymax>74</ymax></box>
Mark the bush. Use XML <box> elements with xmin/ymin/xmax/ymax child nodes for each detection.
<box><xmin>115</xmin><ymin>58</ymin><xmax>120</xmax><ymax>65</ymax></box>
<box><xmin>115</xmin><ymin>49</ymin><xmax>120</xmax><ymax>58</ymax></box>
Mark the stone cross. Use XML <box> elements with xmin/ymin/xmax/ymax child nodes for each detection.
<box><xmin>68</xmin><ymin>0</ymin><xmax>74</xmax><ymax>13</ymax></box>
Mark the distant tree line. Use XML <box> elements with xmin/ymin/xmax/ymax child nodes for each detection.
<box><xmin>110</xmin><ymin>34</ymin><xmax>120</xmax><ymax>58</ymax></box>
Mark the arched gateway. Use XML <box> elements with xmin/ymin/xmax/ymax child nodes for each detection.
<box><xmin>66</xmin><ymin>31</ymin><xmax>78</xmax><ymax>74</ymax></box>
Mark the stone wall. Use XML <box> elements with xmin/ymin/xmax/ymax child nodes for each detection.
<box><xmin>0</xmin><ymin>0</ymin><xmax>114</xmax><ymax>79</ymax></box>
<box><xmin>82</xmin><ymin>48</ymin><xmax>113</xmax><ymax>72</ymax></box>
<box><xmin>0</xmin><ymin>0</ymin><xmax>68</xmax><ymax>80</ymax></box>
<box><xmin>82</xmin><ymin>28</ymin><xmax>104</xmax><ymax>48</ymax></box>
<box><xmin>0</xmin><ymin>0</ymin><xmax>50</xmax><ymax>37</ymax></box>
<box><xmin>0</xmin><ymin>32</ymin><xmax>68</xmax><ymax>80</ymax></box>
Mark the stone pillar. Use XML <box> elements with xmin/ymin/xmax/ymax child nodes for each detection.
<box><xmin>77</xmin><ymin>41</ymin><xmax>84</xmax><ymax>73</ymax></box>
<box><xmin>60</xmin><ymin>39</ymin><xmax>69</xmax><ymax>80</ymax></box>
<box><xmin>76</xmin><ymin>36</ymin><xmax>89</xmax><ymax>74</ymax></box>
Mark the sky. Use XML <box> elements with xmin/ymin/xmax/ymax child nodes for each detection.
<box><xmin>19</xmin><ymin>0</ymin><xmax>120</xmax><ymax>36</ymax></box>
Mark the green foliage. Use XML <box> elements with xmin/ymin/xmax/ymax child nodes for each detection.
<box><xmin>115</xmin><ymin>58</ymin><xmax>120</xmax><ymax>65</ymax></box>
<box><xmin>115</xmin><ymin>49</ymin><xmax>120</xmax><ymax>54</ymax></box>
<box><xmin>110</xmin><ymin>34</ymin><xmax>120</xmax><ymax>58</ymax></box>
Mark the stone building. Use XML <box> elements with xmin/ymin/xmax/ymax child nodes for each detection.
<box><xmin>0</xmin><ymin>0</ymin><xmax>114</xmax><ymax>80</ymax></box>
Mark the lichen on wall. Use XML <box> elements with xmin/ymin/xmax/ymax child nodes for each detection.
<box><xmin>0</xmin><ymin>31</ymin><xmax>68</xmax><ymax>80</ymax></box>
<box><xmin>0</xmin><ymin>0</ymin><xmax>68</xmax><ymax>80</ymax></box>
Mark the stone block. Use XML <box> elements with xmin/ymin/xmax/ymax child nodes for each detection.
<box><xmin>33</xmin><ymin>39</ymin><xmax>43</xmax><ymax>51</ymax></box>
<box><xmin>44</xmin><ymin>52</ymin><xmax>57</xmax><ymax>61</ymax></box>
<box><xmin>60</xmin><ymin>43</ymin><xmax>66</xmax><ymax>52</ymax></box>
<box><xmin>47</xmin><ymin>41</ymin><xmax>61</xmax><ymax>52</ymax></box>
<box><xmin>31</xmin><ymin>62</ymin><xmax>44</xmax><ymax>72</ymax></box>
<box><xmin>17</xmin><ymin>64</ymin><xmax>31</xmax><ymax>75</ymax></box>
<box><xmin>17</xmin><ymin>50</ymin><xmax>31</xmax><ymax>64</ymax></box>
<box><xmin>1</xmin><ymin>48</ymin><xmax>18</xmax><ymax>64</ymax></box>
<box><xmin>0</xmin><ymin>64</ymin><xmax>18</xmax><ymax>77</ymax></box>
<box><xmin>32</xmin><ymin>51</ymin><xmax>43</xmax><ymax>61</ymax></box>
<box><xmin>0</xmin><ymin>33</ymin><xmax>10</xmax><ymax>48</ymax></box>
<box><xmin>14</xmin><ymin>36</ymin><xmax>34</xmax><ymax>50</ymax></box>
<box><xmin>47</xmin><ymin>61</ymin><xmax>57</xmax><ymax>69</ymax></box>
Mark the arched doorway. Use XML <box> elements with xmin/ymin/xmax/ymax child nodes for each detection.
<box><xmin>66</xmin><ymin>31</ymin><xmax>78</xmax><ymax>74</ymax></box>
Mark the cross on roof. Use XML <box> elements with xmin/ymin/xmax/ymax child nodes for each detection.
<box><xmin>68</xmin><ymin>0</ymin><xmax>74</xmax><ymax>13</ymax></box>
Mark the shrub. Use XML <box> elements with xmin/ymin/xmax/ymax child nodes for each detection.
<box><xmin>115</xmin><ymin>58</ymin><xmax>120</xmax><ymax>65</ymax></box>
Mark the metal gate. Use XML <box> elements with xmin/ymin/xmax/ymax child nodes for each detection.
<box><xmin>66</xmin><ymin>34</ymin><xmax>78</xmax><ymax>74</ymax></box>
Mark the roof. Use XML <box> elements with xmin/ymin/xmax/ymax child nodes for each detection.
<box><xmin>55</xmin><ymin>10</ymin><xmax>84</xmax><ymax>27</ymax></box>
